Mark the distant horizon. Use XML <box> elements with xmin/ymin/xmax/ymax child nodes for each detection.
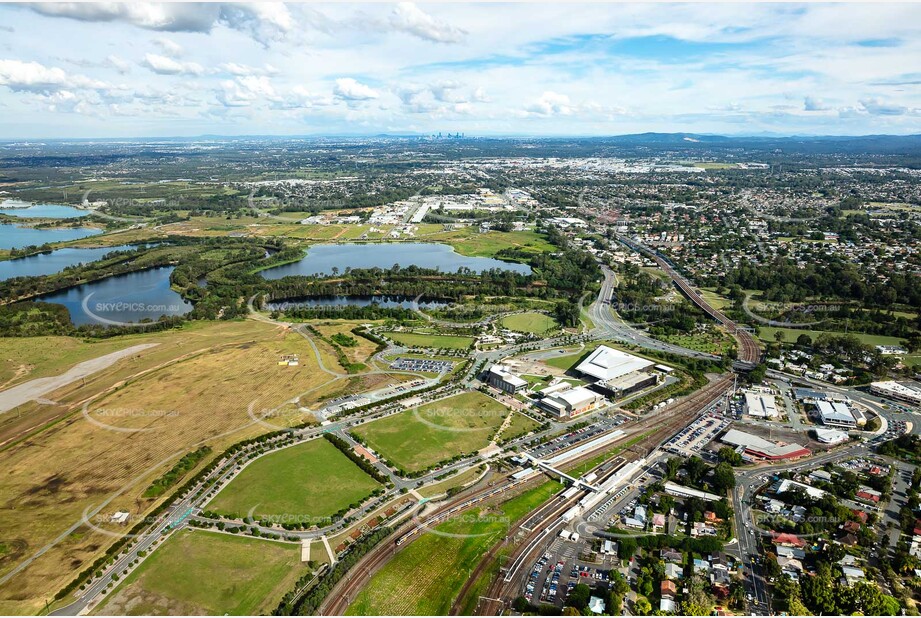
<box><xmin>2</xmin><ymin>130</ymin><xmax>921</xmax><ymax>143</ymax></box>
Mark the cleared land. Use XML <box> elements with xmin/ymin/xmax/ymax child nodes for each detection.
<box><xmin>346</xmin><ymin>480</ymin><xmax>562</xmax><ymax>615</ymax></box>
<box><xmin>0</xmin><ymin>344</ymin><xmax>158</xmax><ymax>413</ymax></box>
<box><xmin>207</xmin><ymin>438</ymin><xmax>380</xmax><ymax>521</ymax></box>
<box><xmin>311</xmin><ymin>322</ymin><xmax>379</xmax><ymax>367</ymax></box>
<box><xmin>0</xmin><ymin>321</ymin><xmax>337</xmax><ymax>614</ymax></box>
<box><xmin>385</xmin><ymin>331</ymin><xmax>474</xmax><ymax>350</ymax></box>
<box><xmin>94</xmin><ymin>529</ymin><xmax>306</xmax><ymax>616</ymax></box>
<box><xmin>352</xmin><ymin>391</ymin><xmax>508</xmax><ymax>473</ymax></box>
<box><xmin>500</xmin><ymin>312</ymin><xmax>559</xmax><ymax>335</ymax></box>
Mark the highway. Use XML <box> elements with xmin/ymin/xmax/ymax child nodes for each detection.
<box><xmin>615</xmin><ymin>234</ymin><xmax>761</xmax><ymax>365</ymax></box>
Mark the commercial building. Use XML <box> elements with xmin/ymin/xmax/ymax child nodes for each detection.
<box><xmin>576</xmin><ymin>345</ymin><xmax>654</xmax><ymax>382</ymax></box>
<box><xmin>596</xmin><ymin>370</ymin><xmax>660</xmax><ymax>398</ymax></box>
<box><xmin>870</xmin><ymin>381</ymin><xmax>921</xmax><ymax>406</ymax></box>
<box><xmin>813</xmin><ymin>427</ymin><xmax>850</xmax><ymax>445</ymax></box>
<box><xmin>744</xmin><ymin>391</ymin><xmax>780</xmax><ymax>418</ymax></box>
<box><xmin>486</xmin><ymin>364</ymin><xmax>528</xmax><ymax>394</ymax></box>
<box><xmin>663</xmin><ymin>481</ymin><xmax>722</xmax><ymax>502</ymax></box>
<box><xmin>816</xmin><ymin>401</ymin><xmax>865</xmax><ymax>428</ymax></box>
<box><xmin>537</xmin><ymin>386</ymin><xmax>604</xmax><ymax>418</ymax></box>
<box><xmin>720</xmin><ymin>428</ymin><xmax>811</xmax><ymax>460</ymax></box>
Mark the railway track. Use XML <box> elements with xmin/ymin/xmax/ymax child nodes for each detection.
<box><xmin>474</xmin><ymin>374</ymin><xmax>735</xmax><ymax>615</ymax></box>
<box><xmin>615</xmin><ymin>234</ymin><xmax>761</xmax><ymax>364</ymax></box>
<box><xmin>320</xmin><ymin>373</ymin><xmax>734</xmax><ymax>615</ymax></box>
<box><xmin>319</xmin><ymin>421</ymin><xmax>655</xmax><ymax>615</ymax></box>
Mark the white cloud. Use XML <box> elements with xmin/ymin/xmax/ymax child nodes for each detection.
<box><xmin>24</xmin><ymin>2</ymin><xmax>294</xmax><ymax>46</ymax></box>
<box><xmin>105</xmin><ymin>55</ymin><xmax>132</xmax><ymax>74</ymax></box>
<box><xmin>525</xmin><ymin>91</ymin><xmax>575</xmax><ymax>117</ymax></box>
<box><xmin>333</xmin><ymin>77</ymin><xmax>379</xmax><ymax>101</ymax></box>
<box><xmin>0</xmin><ymin>58</ymin><xmax>106</xmax><ymax>93</ymax></box>
<box><xmin>140</xmin><ymin>53</ymin><xmax>204</xmax><ymax>76</ymax></box>
<box><xmin>859</xmin><ymin>98</ymin><xmax>913</xmax><ymax>116</ymax></box>
<box><xmin>152</xmin><ymin>37</ymin><xmax>183</xmax><ymax>58</ymax></box>
<box><xmin>217</xmin><ymin>75</ymin><xmax>277</xmax><ymax>107</ymax></box>
<box><xmin>389</xmin><ymin>3</ymin><xmax>466</xmax><ymax>44</ymax></box>
<box><xmin>803</xmin><ymin>96</ymin><xmax>830</xmax><ymax>112</ymax></box>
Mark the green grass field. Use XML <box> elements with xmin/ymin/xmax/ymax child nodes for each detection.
<box><xmin>95</xmin><ymin>529</ymin><xmax>307</xmax><ymax>616</ymax></box>
<box><xmin>385</xmin><ymin>331</ymin><xmax>474</xmax><ymax>350</ymax></box>
<box><xmin>500</xmin><ymin>312</ymin><xmax>559</xmax><ymax>335</ymax></box>
<box><xmin>352</xmin><ymin>391</ymin><xmax>508</xmax><ymax>473</ymax></box>
<box><xmin>346</xmin><ymin>480</ymin><xmax>563</xmax><ymax>615</ymax></box>
<box><xmin>430</xmin><ymin>229</ymin><xmax>555</xmax><ymax>258</ymax></box>
<box><xmin>207</xmin><ymin>438</ymin><xmax>380</xmax><ymax>521</ymax></box>
<box><xmin>757</xmin><ymin>326</ymin><xmax>908</xmax><ymax>347</ymax></box>
<box><xmin>498</xmin><ymin>412</ymin><xmax>542</xmax><ymax>441</ymax></box>
<box><xmin>660</xmin><ymin>329</ymin><xmax>734</xmax><ymax>355</ymax></box>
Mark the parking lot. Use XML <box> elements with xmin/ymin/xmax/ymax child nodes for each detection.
<box><xmin>523</xmin><ymin>540</ymin><xmax>618</xmax><ymax>608</ymax></box>
<box><xmin>389</xmin><ymin>357</ymin><xmax>455</xmax><ymax>373</ymax></box>
<box><xmin>528</xmin><ymin>416</ymin><xmax>626</xmax><ymax>460</ymax></box>
<box><xmin>663</xmin><ymin>413</ymin><xmax>731</xmax><ymax>457</ymax></box>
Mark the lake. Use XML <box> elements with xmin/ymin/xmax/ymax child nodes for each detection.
<box><xmin>265</xmin><ymin>295</ymin><xmax>450</xmax><ymax>311</ymax></box>
<box><xmin>259</xmin><ymin>243</ymin><xmax>531</xmax><ymax>279</ymax></box>
<box><xmin>0</xmin><ymin>203</ymin><xmax>89</xmax><ymax>218</ymax></box>
<box><xmin>0</xmin><ymin>223</ymin><xmax>102</xmax><ymax>249</ymax></box>
<box><xmin>0</xmin><ymin>245</ymin><xmax>134</xmax><ymax>281</ymax></box>
<box><xmin>37</xmin><ymin>267</ymin><xmax>193</xmax><ymax>326</ymax></box>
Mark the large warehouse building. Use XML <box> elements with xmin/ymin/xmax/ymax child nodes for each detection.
<box><xmin>576</xmin><ymin>345</ymin><xmax>659</xmax><ymax>398</ymax></box>
<box><xmin>720</xmin><ymin>428</ymin><xmax>811</xmax><ymax>461</ymax></box>
<box><xmin>744</xmin><ymin>391</ymin><xmax>780</xmax><ymax>418</ymax></box>
<box><xmin>486</xmin><ymin>364</ymin><xmax>528</xmax><ymax>394</ymax></box>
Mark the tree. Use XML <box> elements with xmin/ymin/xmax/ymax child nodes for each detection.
<box><xmin>567</xmin><ymin>583</ymin><xmax>591</xmax><ymax>610</ymax></box>
<box><xmin>711</xmin><ymin>462</ymin><xmax>737</xmax><ymax>494</ymax></box>
<box><xmin>680</xmin><ymin>575</ymin><xmax>715</xmax><ymax>616</ymax></box>
<box><xmin>634</xmin><ymin>596</ymin><xmax>652</xmax><ymax>616</ymax></box>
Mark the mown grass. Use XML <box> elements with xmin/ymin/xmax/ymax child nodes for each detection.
<box><xmin>95</xmin><ymin>529</ymin><xmax>306</xmax><ymax>616</ymax></box>
<box><xmin>346</xmin><ymin>480</ymin><xmax>563</xmax><ymax>615</ymax></box>
<box><xmin>351</xmin><ymin>391</ymin><xmax>508</xmax><ymax>473</ymax></box>
<box><xmin>207</xmin><ymin>438</ymin><xmax>381</xmax><ymax>521</ymax></box>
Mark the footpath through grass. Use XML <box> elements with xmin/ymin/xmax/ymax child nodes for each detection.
<box><xmin>346</xmin><ymin>480</ymin><xmax>563</xmax><ymax>615</ymax></box>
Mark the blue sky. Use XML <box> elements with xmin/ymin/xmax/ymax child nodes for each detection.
<box><xmin>0</xmin><ymin>2</ymin><xmax>918</xmax><ymax>138</ymax></box>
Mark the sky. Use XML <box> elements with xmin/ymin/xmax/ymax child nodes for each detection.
<box><xmin>0</xmin><ymin>2</ymin><xmax>919</xmax><ymax>138</ymax></box>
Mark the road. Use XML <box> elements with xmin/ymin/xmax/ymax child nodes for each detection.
<box><xmin>0</xmin><ymin>344</ymin><xmax>159</xmax><ymax>414</ymax></box>
<box><xmin>615</xmin><ymin>234</ymin><xmax>761</xmax><ymax>365</ymax></box>
<box><xmin>587</xmin><ymin>265</ymin><xmax>720</xmax><ymax>361</ymax></box>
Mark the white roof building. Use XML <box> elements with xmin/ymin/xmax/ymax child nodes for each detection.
<box><xmin>817</xmin><ymin>401</ymin><xmax>857</xmax><ymax>427</ymax></box>
<box><xmin>745</xmin><ymin>391</ymin><xmax>780</xmax><ymax>418</ymax></box>
<box><xmin>814</xmin><ymin>428</ymin><xmax>849</xmax><ymax>445</ymax></box>
<box><xmin>870</xmin><ymin>381</ymin><xmax>921</xmax><ymax>405</ymax></box>
<box><xmin>576</xmin><ymin>345</ymin><xmax>653</xmax><ymax>382</ymax></box>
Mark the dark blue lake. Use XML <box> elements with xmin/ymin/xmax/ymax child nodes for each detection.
<box><xmin>0</xmin><ymin>223</ymin><xmax>102</xmax><ymax>249</ymax></box>
<box><xmin>0</xmin><ymin>245</ymin><xmax>133</xmax><ymax>281</ymax></box>
<box><xmin>37</xmin><ymin>267</ymin><xmax>193</xmax><ymax>326</ymax></box>
<box><xmin>0</xmin><ymin>203</ymin><xmax>89</xmax><ymax>218</ymax></box>
<box><xmin>266</xmin><ymin>295</ymin><xmax>449</xmax><ymax>310</ymax></box>
<box><xmin>260</xmin><ymin>243</ymin><xmax>531</xmax><ymax>279</ymax></box>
